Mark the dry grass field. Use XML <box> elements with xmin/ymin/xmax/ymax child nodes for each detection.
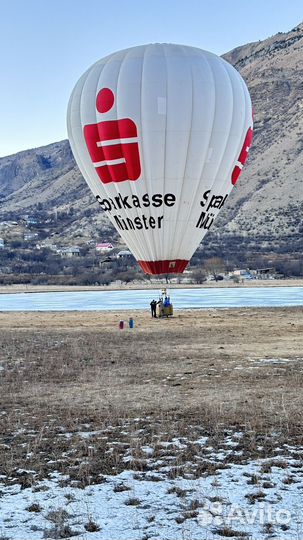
<box><xmin>1</xmin><ymin>307</ymin><xmax>303</xmax><ymax>538</ymax></box>
<box><xmin>1</xmin><ymin>307</ymin><xmax>303</xmax><ymax>489</ymax></box>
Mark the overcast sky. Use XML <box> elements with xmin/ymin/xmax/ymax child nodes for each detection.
<box><xmin>0</xmin><ymin>0</ymin><xmax>301</xmax><ymax>157</ymax></box>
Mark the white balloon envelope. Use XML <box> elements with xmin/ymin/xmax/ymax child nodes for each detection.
<box><xmin>67</xmin><ymin>43</ymin><xmax>253</xmax><ymax>274</ymax></box>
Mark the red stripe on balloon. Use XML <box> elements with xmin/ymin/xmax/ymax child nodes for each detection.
<box><xmin>138</xmin><ymin>259</ymin><xmax>189</xmax><ymax>275</ymax></box>
<box><xmin>231</xmin><ymin>127</ymin><xmax>253</xmax><ymax>185</ymax></box>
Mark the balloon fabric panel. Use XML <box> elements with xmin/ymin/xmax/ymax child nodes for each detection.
<box><xmin>67</xmin><ymin>44</ymin><xmax>253</xmax><ymax>274</ymax></box>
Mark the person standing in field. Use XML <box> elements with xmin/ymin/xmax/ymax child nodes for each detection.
<box><xmin>150</xmin><ymin>300</ymin><xmax>157</xmax><ymax>318</ymax></box>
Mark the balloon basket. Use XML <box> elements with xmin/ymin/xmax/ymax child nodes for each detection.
<box><xmin>157</xmin><ymin>288</ymin><xmax>173</xmax><ymax>318</ymax></box>
<box><xmin>158</xmin><ymin>304</ymin><xmax>173</xmax><ymax>318</ymax></box>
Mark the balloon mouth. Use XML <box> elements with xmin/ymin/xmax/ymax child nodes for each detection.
<box><xmin>138</xmin><ymin>259</ymin><xmax>189</xmax><ymax>275</ymax></box>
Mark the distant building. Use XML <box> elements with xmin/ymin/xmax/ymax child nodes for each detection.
<box><xmin>229</xmin><ymin>269</ymin><xmax>253</xmax><ymax>280</ymax></box>
<box><xmin>253</xmin><ymin>267</ymin><xmax>275</xmax><ymax>279</ymax></box>
<box><xmin>59</xmin><ymin>247</ymin><xmax>81</xmax><ymax>257</ymax></box>
<box><xmin>24</xmin><ymin>232</ymin><xmax>39</xmax><ymax>241</ymax></box>
<box><xmin>96</xmin><ymin>242</ymin><xmax>114</xmax><ymax>253</ymax></box>
<box><xmin>36</xmin><ymin>243</ymin><xmax>58</xmax><ymax>251</ymax></box>
<box><xmin>117</xmin><ymin>250</ymin><xmax>132</xmax><ymax>258</ymax></box>
<box><xmin>26</xmin><ymin>217</ymin><xmax>38</xmax><ymax>226</ymax></box>
<box><xmin>254</xmin><ymin>267</ymin><xmax>274</xmax><ymax>276</ymax></box>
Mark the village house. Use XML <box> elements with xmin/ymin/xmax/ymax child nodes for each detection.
<box><xmin>95</xmin><ymin>242</ymin><xmax>114</xmax><ymax>253</ymax></box>
<box><xmin>229</xmin><ymin>269</ymin><xmax>253</xmax><ymax>280</ymax></box>
<box><xmin>24</xmin><ymin>232</ymin><xmax>39</xmax><ymax>241</ymax></box>
<box><xmin>116</xmin><ymin>250</ymin><xmax>132</xmax><ymax>258</ymax></box>
<box><xmin>57</xmin><ymin>246</ymin><xmax>81</xmax><ymax>257</ymax></box>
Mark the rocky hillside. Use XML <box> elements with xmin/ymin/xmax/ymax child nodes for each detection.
<box><xmin>0</xmin><ymin>141</ymin><xmax>111</xmax><ymax>243</ymax></box>
<box><xmin>221</xmin><ymin>22</ymin><xmax>303</xmax><ymax>242</ymax></box>
<box><xmin>1</xmin><ymin>22</ymin><xmax>303</xmax><ymax>250</ymax></box>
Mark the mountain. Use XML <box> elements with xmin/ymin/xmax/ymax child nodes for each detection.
<box><xmin>0</xmin><ymin>141</ymin><xmax>113</xmax><ymax>243</ymax></box>
<box><xmin>1</xmin><ymin>22</ymin><xmax>303</xmax><ymax>254</ymax></box>
<box><xmin>221</xmin><ymin>22</ymin><xmax>303</xmax><ymax>244</ymax></box>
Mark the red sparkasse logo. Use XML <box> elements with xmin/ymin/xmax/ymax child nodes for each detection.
<box><xmin>84</xmin><ymin>88</ymin><xmax>141</xmax><ymax>184</ymax></box>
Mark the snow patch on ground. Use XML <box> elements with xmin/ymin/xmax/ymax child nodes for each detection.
<box><xmin>1</xmin><ymin>450</ymin><xmax>303</xmax><ymax>539</ymax></box>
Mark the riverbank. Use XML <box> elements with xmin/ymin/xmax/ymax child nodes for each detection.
<box><xmin>0</xmin><ymin>277</ymin><xmax>302</xmax><ymax>294</ymax></box>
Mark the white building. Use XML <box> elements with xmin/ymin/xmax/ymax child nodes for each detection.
<box><xmin>59</xmin><ymin>247</ymin><xmax>81</xmax><ymax>257</ymax></box>
<box><xmin>117</xmin><ymin>250</ymin><xmax>132</xmax><ymax>258</ymax></box>
<box><xmin>24</xmin><ymin>232</ymin><xmax>39</xmax><ymax>241</ymax></box>
<box><xmin>96</xmin><ymin>242</ymin><xmax>114</xmax><ymax>253</ymax></box>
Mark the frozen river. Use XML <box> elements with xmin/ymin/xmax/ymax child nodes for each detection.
<box><xmin>1</xmin><ymin>286</ymin><xmax>303</xmax><ymax>311</ymax></box>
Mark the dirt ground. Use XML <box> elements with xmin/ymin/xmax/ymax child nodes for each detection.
<box><xmin>1</xmin><ymin>307</ymin><xmax>303</xmax><ymax>487</ymax></box>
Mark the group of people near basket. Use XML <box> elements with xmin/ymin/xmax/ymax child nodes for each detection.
<box><xmin>150</xmin><ymin>295</ymin><xmax>171</xmax><ymax>317</ymax></box>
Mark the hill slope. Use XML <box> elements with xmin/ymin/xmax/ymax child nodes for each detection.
<box><xmin>221</xmin><ymin>22</ymin><xmax>303</xmax><ymax>241</ymax></box>
<box><xmin>1</xmin><ymin>22</ymin><xmax>302</xmax><ymax>252</ymax></box>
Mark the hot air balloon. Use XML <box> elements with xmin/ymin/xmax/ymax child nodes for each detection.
<box><xmin>67</xmin><ymin>44</ymin><xmax>253</xmax><ymax>274</ymax></box>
